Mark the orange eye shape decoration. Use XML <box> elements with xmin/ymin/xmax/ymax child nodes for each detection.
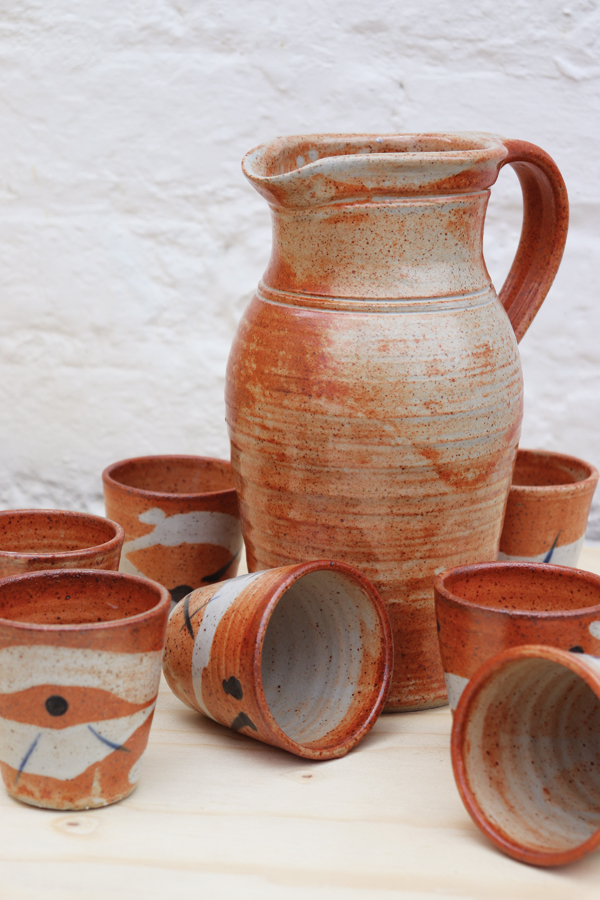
<box><xmin>0</xmin><ymin>568</ymin><xmax>170</xmax><ymax>810</ymax></box>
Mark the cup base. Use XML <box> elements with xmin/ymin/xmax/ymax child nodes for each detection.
<box><xmin>383</xmin><ymin>695</ymin><xmax>449</xmax><ymax>713</ymax></box>
<box><xmin>7</xmin><ymin>781</ymin><xmax>138</xmax><ymax>811</ymax></box>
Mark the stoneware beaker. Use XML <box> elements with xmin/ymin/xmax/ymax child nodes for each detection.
<box><xmin>227</xmin><ymin>132</ymin><xmax>569</xmax><ymax>711</ymax></box>
<box><xmin>434</xmin><ymin>561</ymin><xmax>600</xmax><ymax>711</ymax></box>
<box><xmin>499</xmin><ymin>448</ymin><xmax>598</xmax><ymax>566</ymax></box>
<box><xmin>0</xmin><ymin>509</ymin><xmax>124</xmax><ymax>578</ymax></box>
<box><xmin>103</xmin><ymin>455</ymin><xmax>243</xmax><ymax>605</ymax></box>
<box><xmin>451</xmin><ymin>644</ymin><xmax>600</xmax><ymax>867</ymax></box>
<box><xmin>163</xmin><ymin>560</ymin><xmax>393</xmax><ymax>759</ymax></box>
<box><xmin>0</xmin><ymin>568</ymin><xmax>170</xmax><ymax>809</ymax></box>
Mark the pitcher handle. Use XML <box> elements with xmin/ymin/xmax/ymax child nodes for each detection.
<box><xmin>498</xmin><ymin>140</ymin><xmax>569</xmax><ymax>343</ymax></box>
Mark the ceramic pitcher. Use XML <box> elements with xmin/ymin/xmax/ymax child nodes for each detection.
<box><xmin>226</xmin><ymin>133</ymin><xmax>568</xmax><ymax>711</ymax></box>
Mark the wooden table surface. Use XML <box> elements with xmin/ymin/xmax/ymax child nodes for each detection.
<box><xmin>2</xmin><ymin>545</ymin><xmax>600</xmax><ymax>900</ymax></box>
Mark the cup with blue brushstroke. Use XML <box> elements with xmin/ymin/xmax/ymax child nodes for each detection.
<box><xmin>102</xmin><ymin>455</ymin><xmax>243</xmax><ymax>606</ymax></box>
<box><xmin>163</xmin><ymin>560</ymin><xmax>393</xmax><ymax>759</ymax></box>
<box><xmin>499</xmin><ymin>448</ymin><xmax>598</xmax><ymax>567</ymax></box>
<box><xmin>434</xmin><ymin>561</ymin><xmax>600</xmax><ymax>713</ymax></box>
<box><xmin>0</xmin><ymin>568</ymin><xmax>169</xmax><ymax>809</ymax></box>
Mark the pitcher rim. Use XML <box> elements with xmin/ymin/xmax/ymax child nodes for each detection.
<box><xmin>242</xmin><ymin>131</ymin><xmax>507</xmax><ymax>181</ymax></box>
<box><xmin>241</xmin><ymin>131</ymin><xmax>509</xmax><ymax>206</ymax></box>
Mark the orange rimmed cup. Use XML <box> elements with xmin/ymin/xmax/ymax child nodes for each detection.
<box><xmin>452</xmin><ymin>645</ymin><xmax>600</xmax><ymax>867</ymax></box>
<box><xmin>163</xmin><ymin>560</ymin><xmax>393</xmax><ymax>759</ymax></box>
<box><xmin>0</xmin><ymin>568</ymin><xmax>170</xmax><ymax>810</ymax></box>
<box><xmin>434</xmin><ymin>561</ymin><xmax>600</xmax><ymax>712</ymax></box>
<box><xmin>0</xmin><ymin>509</ymin><xmax>124</xmax><ymax>578</ymax></box>
<box><xmin>102</xmin><ymin>455</ymin><xmax>243</xmax><ymax>606</ymax></box>
<box><xmin>499</xmin><ymin>448</ymin><xmax>598</xmax><ymax>566</ymax></box>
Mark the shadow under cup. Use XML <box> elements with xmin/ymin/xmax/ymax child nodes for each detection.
<box><xmin>0</xmin><ymin>568</ymin><xmax>170</xmax><ymax>810</ymax></box>
<box><xmin>434</xmin><ymin>561</ymin><xmax>600</xmax><ymax>711</ymax></box>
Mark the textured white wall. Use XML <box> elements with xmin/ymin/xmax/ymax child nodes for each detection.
<box><xmin>0</xmin><ymin>0</ymin><xmax>599</xmax><ymax>535</ymax></box>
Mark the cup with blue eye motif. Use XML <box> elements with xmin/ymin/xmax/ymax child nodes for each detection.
<box><xmin>499</xmin><ymin>448</ymin><xmax>598</xmax><ymax>567</ymax></box>
<box><xmin>0</xmin><ymin>568</ymin><xmax>169</xmax><ymax>810</ymax></box>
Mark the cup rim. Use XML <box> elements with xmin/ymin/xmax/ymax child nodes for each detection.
<box><xmin>0</xmin><ymin>567</ymin><xmax>170</xmax><ymax>632</ymax></box>
<box><xmin>0</xmin><ymin>509</ymin><xmax>125</xmax><ymax>562</ymax></box>
<box><xmin>451</xmin><ymin>643</ymin><xmax>600</xmax><ymax>866</ymax></box>
<box><xmin>251</xmin><ymin>559</ymin><xmax>393</xmax><ymax>759</ymax></box>
<box><xmin>510</xmin><ymin>448</ymin><xmax>599</xmax><ymax>496</ymax></box>
<box><xmin>102</xmin><ymin>454</ymin><xmax>237</xmax><ymax>501</ymax></box>
<box><xmin>434</xmin><ymin>561</ymin><xmax>600</xmax><ymax>620</ymax></box>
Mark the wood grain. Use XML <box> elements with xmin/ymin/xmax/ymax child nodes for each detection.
<box><xmin>0</xmin><ymin>544</ymin><xmax>599</xmax><ymax>899</ymax></box>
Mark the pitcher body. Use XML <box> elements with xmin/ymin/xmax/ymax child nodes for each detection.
<box><xmin>226</xmin><ymin>133</ymin><xmax>568</xmax><ymax>710</ymax></box>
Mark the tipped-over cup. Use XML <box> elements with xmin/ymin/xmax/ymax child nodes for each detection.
<box><xmin>452</xmin><ymin>644</ymin><xmax>600</xmax><ymax>866</ymax></box>
<box><xmin>163</xmin><ymin>560</ymin><xmax>393</xmax><ymax>759</ymax></box>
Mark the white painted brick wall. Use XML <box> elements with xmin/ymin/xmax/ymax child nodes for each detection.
<box><xmin>1</xmin><ymin>0</ymin><xmax>599</xmax><ymax>536</ymax></box>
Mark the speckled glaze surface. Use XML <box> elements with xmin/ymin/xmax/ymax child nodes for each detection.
<box><xmin>452</xmin><ymin>644</ymin><xmax>600</xmax><ymax>867</ymax></box>
<box><xmin>0</xmin><ymin>568</ymin><xmax>170</xmax><ymax>810</ymax></box>
<box><xmin>103</xmin><ymin>455</ymin><xmax>243</xmax><ymax>606</ymax></box>
<box><xmin>435</xmin><ymin>561</ymin><xmax>600</xmax><ymax>711</ymax></box>
<box><xmin>0</xmin><ymin>509</ymin><xmax>124</xmax><ymax>578</ymax></box>
<box><xmin>163</xmin><ymin>560</ymin><xmax>392</xmax><ymax>759</ymax></box>
<box><xmin>499</xmin><ymin>449</ymin><xmax>598</xmax><ymax>566</ymax></box>
<box><xmin>226</xmin><ymin>133</ymin><xmax>569</xmax><ymax>711</ymax></box>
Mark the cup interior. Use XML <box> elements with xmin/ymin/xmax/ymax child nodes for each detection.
<box><xmin>512</xmin><ymin>450</ymin><xmax>594</xmax><ymax>487</ymax></box>
<box><xmin>260</xmin><ymin>569</ymin><xmax>385</xmax><ymax>750</ymax></box>
<box><xmin>0</xmin><ymin>570</ymin><xmax>166</xmax><ymax>626</ymax></box>
<box><xmin>106</xmin><ymin>456</ymin><xmax>234</xmax><ymax>496</ymax></box>
<box><xmin>0</xmin><ymin>510</ymin><xmax>119</xmax><ymax>556</ymax></box>
<box><xmin>441</xmin><ymin>564</ymin><xmax>600</xmax><ymax>614</ymax></box>
<box><xmin>459</xmin><ymin>654</ymin><xmax>600</xmax><ymax>857</ymax></box>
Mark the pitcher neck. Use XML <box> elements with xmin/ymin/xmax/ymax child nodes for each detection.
<box><xmin>243</xmin><ymin>133</ymin><xmax>507</xmax><ymax>300</ymax></box>
<box><xmin>262</xmin><ymin>192</ymin><xmax>492</xmax><ymax>301</ymax></box>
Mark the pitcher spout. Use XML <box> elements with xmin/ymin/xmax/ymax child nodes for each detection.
<box><xmin>242</xmin><ymin>132</ymin><xmax>508</xmax><ymax>208</ymax></box>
